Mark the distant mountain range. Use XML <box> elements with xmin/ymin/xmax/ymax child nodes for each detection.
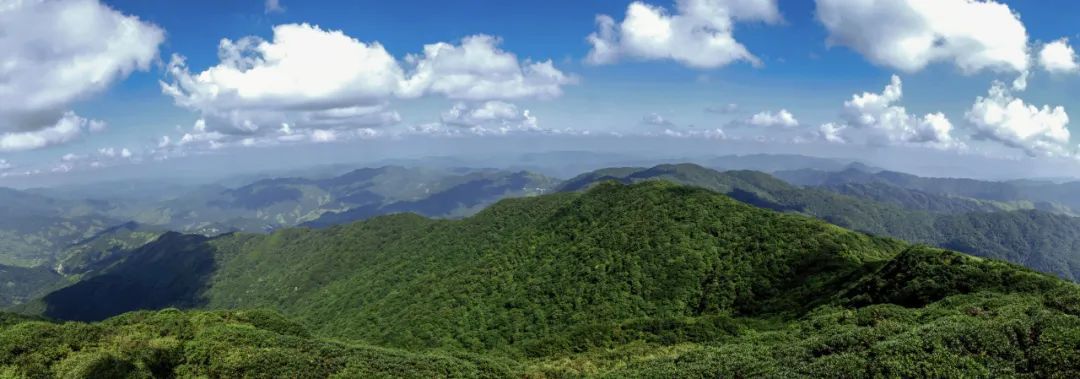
<box><xmin>0</xmin><ymin>187</ymin><xmax>117</xmax><ymax>267</ymax></box>
<box><xmin>776</xmin><ymin>167</ymin><xmax>1080</xmax><ymax>214</ymax></box>
<box><xmin>113</xmin><ymin>166</ymin><xmax>559</xmax><ymax>233</ymax></box>
<box><xmin>6</xmin><ymin>181</ymin><xmax>1078</xmax><ymax>377</ymax></box>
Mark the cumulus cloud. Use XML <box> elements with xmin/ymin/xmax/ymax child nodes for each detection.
<box><xmin>0</xmin><ymin>160</ymin><xmax>11</xmax><ymax>171</ymax></box>
<box><xmin>743</xmin><ymin>109</ymin><xmax>798</xmax><ymax>127</ymax></box>
<box><xmin>162</xmin><ymin>24</ymin><xmax>571</xmax><ymax>146</ymax></box>
<box><xmin>0</xmin><ymin>112</ymin><xmax>106</xmax><ymax>152</ymax></box>
<box><xmin>436</xmin><ymin>101</ymin><xmax>539</xmax><ymax>134</ymax></box>
<box><xmin>642</xmin><ymin>113</ymin><xmax>675</xmax><ymax>126</ymax></box>
<box><xmin>0</xmin><ymin>0</ymin><xmax>164</xmax><ymax>149</ymax></box>
<box><xmin>817</xmin><ymin>123</ymin><xmax>847</xmax><ymax>144</ymax></box>
<box><xmin>161</xmin><ymin>24</ymin><xmax>405</xmax><ymax>135</ymax></box>
<box><xmin>816</xmin><ymin>0</ymin><xmax>1029</xmax><ymax>74</ymax></box>
<box><xmin>965</xmin><ymin>82</ymin><xmax>1071</xmax><ymax>157</ymax></box>
<box><xmin>825</xmin><ymin>75</ymin><xmax>958</xmax><ymax>148</ymax></box>
<box><xmin>660</xmin><ymin>128</ymin><xmax>726</xmax><ymax>139</ymax></box>
<box><xmin>44</xmin><ymin>145</ymin><xmax>142</xmax><ymax>173</ymax></box>
<box><xmin>400</xmin><ymin>35</ymin><xmax>575</xmax><ymax>100</ymax></box>
<box><xmin>586</xmin><ymin>0</ymin><xmax>782</xmax><ymax>68</ymax></box>
<box><xmin>409</xmin><ymin>101</ymin><xmax>592</xmax><ymax>137</ymax></box>
<box><xmin>98</xmin><ymin>147</ymin><xmax>133</xmax><ymax>158</ymax></box>
<box><xmin>1039</xmin><ymin>38</ymin><xmax>1079</xmax><ymax>74</ymax></box>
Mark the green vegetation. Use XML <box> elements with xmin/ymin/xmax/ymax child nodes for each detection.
<box><xmin>11</xmin><ymin>181</ymin><xmax>1080</xmax><ymax>376</ymax></box>
<box><xmin>563</xmin><ymin>163</ymin><xmax>1080</xmax><ymax>282</ymax></box>
<box><xmin>0</xmin><ymin>309</ymin><xmax>515</xmax><ymax>378</ymax></box>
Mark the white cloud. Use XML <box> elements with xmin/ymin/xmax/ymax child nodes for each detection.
<box><xmin>965</xmin><ymin>82</ymin><xmax>1071</xmax><ymax>157</ymax></box>
<box><xmin>48</xmin><ymin>145</ymin><xmax>141</xmax><ymax>173</ymax></box>
<box><xmin>439</xmin><ymin>101</ymin><xmax>539</xmax><ymax>133</ymax></box>
<box><xmin>825</xmin><ymin>75</ymin><xmax>958</xmax><ymax>148</ymax></box>
<box><xmin>818</xmin><ymin>122</ymin><xmax>847</xmax><ymax>144</ymax></box>
<box><xmin>1039</xmin><ymin>38</ymin><xmax>1080</xmax><ymax>74</ymax></box>
<box><xmin>745</xmin><ymin>109</ymin><xmax>798</xmax><ymax>127</ymax></box>
<box><xmin>0</xmin><ymin>0</ymin><xmax>163</xmax><ymax>149</ymax></box>
<box><xmin>265</xmin><ymin>0</ymin><xmax>284</xmax><ymax>14</ymax></box>
<box><xmin>816</xmin><ymin>0</ymin><xmax>1029</xmax><ymax>74</ymax></box>
<box><xmin>642</xmin><ymin>113</ymin><xmax>674</xmax><ymax>126</ymax></box>
<box><xmin>660</xmin><ymin>128</ymin><xmax>726</xmax><ymax>139</ymax></box>
<box><xmin>162</xmin><ymin>24</ymin><xmax>570</xmax><ymax>145</ymax></box>
<box><xmin>161</xmin><ymin>24</ymin><xmax>405</xmax><ymax>135</ymax></box>
<box><xmin>407</xmin><ymin>101</ymin><xmax>594</xmax><ymax>137</ymax></box>
<box><xmin>586</xmin><ymin>0</ymin><xmax>782</xmax><ymax>68</ymax></box>
<box><xmin>0</xmin><ymin>112</ymin><xmax>106</xmax><ymax>152</ymax></box>
<box><xmin>0</xmin><ymin>160</ymin><xmax>11</xmax><ymax>171</ymax></box>
<box><xmin>400</xmin><ymin>35</ymin><xmax>575</xmax><ymax>100</ymax></box>
<box><xmin>97</xmin><ymin>147</ymin><xmax>133</xmax><ymax>159</ymax></box>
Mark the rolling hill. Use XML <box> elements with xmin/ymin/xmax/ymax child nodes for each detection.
<box><xmin>560</xmin><ymin>164</ymin><xmax>1080</xmax><ymax>281</ymax></box>
<box><xmin>10</xmin><ymin>181</ymin><xmax>1080</xmax><ymax>377</ymax></box>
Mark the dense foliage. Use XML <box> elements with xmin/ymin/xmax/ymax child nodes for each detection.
<box><xmin>563</xmin><ymin>164</ymin><xmax>1080</xmax><ymax>282</ymax></box>
<box><xmin>0</xmin><ymin>309</ymin><xmax>514</xmax><ymax>378</ymax></box>
<box><xmin>13</xmin><ymin>181</ymin><xmax>1080</xmax><ymax>377</ymax></box>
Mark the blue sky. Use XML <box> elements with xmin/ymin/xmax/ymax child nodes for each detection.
<box><xmin>4</xmin><ymin>0</ymin><xmax>1080</xmax><ymax>184</ymax></box>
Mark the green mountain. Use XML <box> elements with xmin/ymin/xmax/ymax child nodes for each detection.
<box><xmin>560</xmin><ymin>164</ymin><xmax>1080</xmax><ymax>281</ymax></box>
<box><xmin>12</xmin><ymin>181</ymin><xmax>1080</xmax><ymax>377</ymax></box>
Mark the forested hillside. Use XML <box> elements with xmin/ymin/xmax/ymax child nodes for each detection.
<box><xmin>561</xmin><ymin>164</ymin><xmax>1080</xmax><ymax>281</ymax></box>
<box><xmin>8</xmin><ymin>182</ymin><xmax>1080</xmax><ymax>377</ymax></box>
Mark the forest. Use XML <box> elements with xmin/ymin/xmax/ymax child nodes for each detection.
<box><xmin>2</xmin><ymin>182</ymin><xmax>1078</xmax><ymax>377</ymax></box>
